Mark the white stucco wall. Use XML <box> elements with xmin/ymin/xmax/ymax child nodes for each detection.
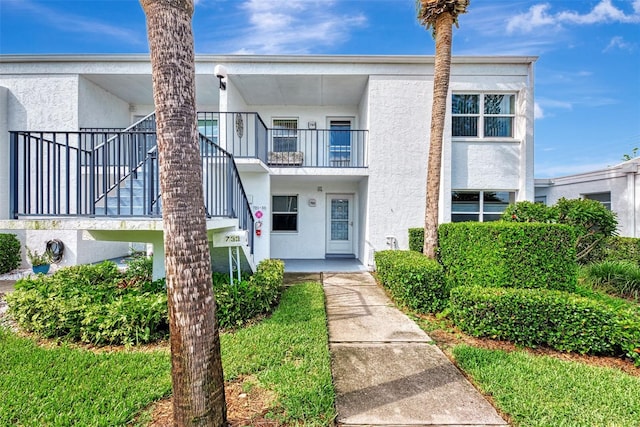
<box><xmin>239</xmin><ymin>171</ymin><xmax>271</xmax><ymax>264</ymax></box>
<box><xmin>78</xmin><ymin>77</ymin><xmax>130</xmax><ymax>128</ymax></box>
<box><xmin>1</xmin><ymin>75</ymin><xmax>78</xmax><ymax>130</ymax></box>
<box><xmin>0</xmin><ymin>87</ymin><xmax>8</xmax><ymax>219</ymax></box>
<box><xmin>270</xmin><ymin>178</ymin><xmax>361</xmax><ymax>259</ymax></box>
<box><xmin>366</xmin><ymin>76</ymin><xmax>430</xmax><ymax>255</ymax></box>
<box><xmin>451</xmin><ymin>142</ymin><xmax>521</xmax><ymax>189</ymax></box>
<box><xmin>448</xmin><ymin>69</ymin><xmax>534</xmax><ymax>203</ymax></box>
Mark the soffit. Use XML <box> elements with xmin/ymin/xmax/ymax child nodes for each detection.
<box><xmin>232</xmin><ymin>75</ymin><xmax>368</xmax><ymax>106</ymax></box>
<box><xmin>82</xmin><ymin>74</ymin><xmax>219</xmax><ymax>106</ymax></box>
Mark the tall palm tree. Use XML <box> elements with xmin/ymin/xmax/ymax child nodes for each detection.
<box><xmin>140</xmin><ymin>0</ymin><xmax>226</xmax><ymax>425</ymax></box>
<box><xmin>418</xmin><ymin>0</ymin><xmax>469</xmax><ymax>258</ymax></box>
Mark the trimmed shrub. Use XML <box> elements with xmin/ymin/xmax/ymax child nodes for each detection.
<box><xmin>214</xmin><ymin>258</ymin><xmax>284</xmax><ymax>329</ymax></box>
<box><xmin>502</xmin><ymin>198</ymin><xmax>618</xmax><ymax>263</ymax></box>
<box><xmin>0</xmin><ymin>234</ymin><xmax>21</xmax><ymax>274</ymax></box>
<box><xmin>7</xmin><ymin>258</ymin><xmax>285</xmax><ymax>343</ymax></box>
<box><xmin>450</xmin><ymin>286</ymin><xmax>640</xmax><ymax>363</ymax></box>
<box><xmin>408</xmin><ymin>228</ymin><xmax>424</xmax><ymax>253</ymax></box>
<box><xmin>7</xmin><ymin>261</ymin><xmax>168</xmax><ymax>345</ymax></box>
<box><xmin>375</xmin><ymin>250</ymin><xmax>447</xmax><ymax>313</ymax></box>
<box><xmin>439</xmin><ymin>222</ymin><xmax>578</xmax><ymax>292</ymax></box>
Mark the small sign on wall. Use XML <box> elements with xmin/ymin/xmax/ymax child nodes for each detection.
<box><xmin>212</xmin><ymin>230</ymin><xmax>248</xmax><ymax>247</ymax></box>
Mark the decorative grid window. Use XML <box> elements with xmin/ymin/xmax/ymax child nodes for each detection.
<box><xmin>584</xmin><ymin>192</ymin><xmax>611</xmax><ymax>211</ymax></box>
<box><xmin>451</xmin><ymin>191</ymin><xmax>515</xmax><ymax>222</ymax></box>
<box><xmin>272</xmin><ymin>119</ymin><xmax>298</xmax><ymax>152</ymax></box>
<box><xmin>272</xmin><ymin>195</ymin><xmax>298</xmax><ymax>231</ymax></box>
<box><xmin>331</xmin><ymin>199</ymin><xmax>349</xmax><ymax>240</ymax></box>
<box><xmin>452</xmin><ymin>94</ymin><xmax>515</xmax><ymax>138</ymax></box>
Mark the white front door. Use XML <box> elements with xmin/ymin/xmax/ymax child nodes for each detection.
<box><xmin>326</xmin><ymin>194</ymin><xmax>354</xmax><ymax>255</ymax></box>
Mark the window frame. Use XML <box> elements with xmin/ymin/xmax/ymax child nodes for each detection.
<box><xmin>452</xmin><ymin>93</ymin><xmax>516</xmax><ymax>139</ymax></box>
<box><xmin>451</xmin><ymin>190</ymin><xmax>516</xmax><ymax>222</ymax></box>
<box><xmin>272</xmin><ymin>194</ymin><xmax>299</xmax><ymax>232</ymax></box>
<box><xmin>583</xmin><ymin>192</ymin><xmax>612</xmax><ymax>211</ymax></box>
<box><xmin>272</xmin><ymin>118</ymin><xmax>299</xmax><ymax>153</ymax></box>
<box><xmin>197</xmin><ymin>114</ymin><xmax>219</xmax><ymax>143</ymax></box>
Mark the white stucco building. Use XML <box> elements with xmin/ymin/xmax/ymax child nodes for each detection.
<box><xmin>0</xmin><ymin>54</ymin><xmax>536</xmax><ymax>274</ymax></box>
<box><xmin>535</xmin><ymin>158</ymin><xmax>640</xmax><ymax>238</ymax></box>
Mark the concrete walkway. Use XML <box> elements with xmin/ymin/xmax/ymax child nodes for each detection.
<box><xmin>324</xmin><ymin>272</ymin><xmax>507</xmax><ymax>426</ymax></box>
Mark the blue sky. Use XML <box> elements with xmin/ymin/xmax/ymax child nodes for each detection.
<box><xmin>1</xmin><ymin>0</ymin><xmax>639</xmax><ymax>178</ymax></box>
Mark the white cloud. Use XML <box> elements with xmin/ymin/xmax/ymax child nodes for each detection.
<box><xmin>537</xmin><ymin>98</ymin><xmax>573</xmax><ymax>111</ymax></box>
<box><xmin>534</xmin><ymin>102</ymin><xmax>545</xmax><ymax>119</ymax></box>
<box><xmin>507</xmin><ymin>0</ymin><xmax>640</xmax><ymax>34</ymax></box>
<box><xmin>604</xmin><ymin>35</ymin><xmax>635</xmax><ymax>51</ymax></box>
<box><xmin>223</xmin><ymin>0</ymin><xmax>367</xmax><ymax>54</ymax></box>
<box><xmin>3</xmin><ymin>0</ymin><xmax>143</xmax><ymax>44</ymax></box>
<box><xmin>506</xmin><ymin>4</ymin><xmax>558</xmax><ymax>34</ymax></box>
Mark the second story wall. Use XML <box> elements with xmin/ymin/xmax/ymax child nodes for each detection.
<box><xmin>1</xmin><ymin>74</ymin><xmax>78</xmax><ymax>130</ymax></box>
<box><xmin>366</xmin><ymin>75</ymin><xmax>431</xmax><ymax>252</ymax></box>
<box><xmin>79</xmin><ymin>76</ymin><xmax>130</xmax><ymax>129</ymax></box>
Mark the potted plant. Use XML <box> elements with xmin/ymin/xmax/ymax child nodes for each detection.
<box><xmin>27</xmin><ymin>247</ymin><xmax>53</xmax><ymax>274</ymax></box>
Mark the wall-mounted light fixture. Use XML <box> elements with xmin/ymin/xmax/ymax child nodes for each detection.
<box><xmin>214</xmin><ymin>64</ymin><xmax>228</xmax><ymax>90</ymax></box>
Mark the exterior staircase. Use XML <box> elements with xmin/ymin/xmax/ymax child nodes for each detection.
<box><xmin>9</xmin><ymin>112</ymin><xmax>256</xmax><ymax>274</ymax></box>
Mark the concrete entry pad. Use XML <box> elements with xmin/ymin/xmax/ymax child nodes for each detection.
<box><xmin>332</xmin><ymin>343</ymin><xmax>507</xmax><ymax>426</ymax></box>
<box><xmin>323</xmin><ymin>282</ymin><xmax>391</xmax><ymax>307</ymax></box>
<box><xmin>327</xmin><ymin>304</ymin><xmax>431</xmax><ymax>343</ymax></box>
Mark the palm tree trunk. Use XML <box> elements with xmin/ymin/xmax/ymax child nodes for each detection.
<box><xmin>140</xmin><ymin>0</ymin><xmax>226</xmax><ymax>425</ymax></box>
<box><xmin>423</xmin><ymin>11</ymin><xmax>454</xmax><ymax>258</ymax></box>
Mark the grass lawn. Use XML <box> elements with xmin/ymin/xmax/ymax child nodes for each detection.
<box><xmin>453</xmin><ymin>345</ymin><xmax>640</xmax><ymax>427</ymax></box>
<box><xmin>221</xmin><ymin>282</ymin><xmax>335</xmax><ymax>425</ymax></box>
<box><xmin>403</xmin><ymin>287</ymin><xmax>640</xmax><ymax>427</ymax></box>
<box><xmin>0</xmin><ymin>328</ymin><xmax>172</xmax><ymax>426</ymax></box>
<box><xmin>0</xmin><ymin>281</ymin><xmax>334</xmax><ymax>426</ymax></box>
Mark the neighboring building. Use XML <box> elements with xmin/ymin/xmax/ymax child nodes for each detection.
<box><xmin>535</xmin><ymin>158</ymin><xmax>640</xmax><ymax>238</ymax></box>
<box><xmin>0</xmin><ymin>54</ymin><xmax>536</xmax><ymax>276</ymax></box>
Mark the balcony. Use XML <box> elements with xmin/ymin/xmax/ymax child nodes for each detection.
<box><xmin>200</xmin><ymin>112</ymin><xmax>368</xmax><ymax>168</ymax></box>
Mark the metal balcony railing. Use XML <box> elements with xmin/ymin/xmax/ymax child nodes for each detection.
<box><xmin>197</xmin><ymin>112</ymin><xmax>368</xmax><ymax>168</ymax></box>
<box><xmin>266</xmin><ymin>128</ymin><xmax>368</xmax><ymax>168</ymax></box>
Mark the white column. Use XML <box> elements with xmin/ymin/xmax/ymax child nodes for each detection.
<box><xmin>0</xmin><ymin>87</ymin><xmax>9</xmax><ymax>219</ymax></box>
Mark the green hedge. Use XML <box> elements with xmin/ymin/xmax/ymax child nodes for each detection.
<box><xmin>7</xmin><ymin>258</ymin><xmax>285</xmax><ymax>344</ymax></box>
<box><xmin>7</xmin><ymin>261</ymin><xmax>168</xmax><ymax>345</ymax></box>
<box><xmin>408</xmin><ymin>228</ymin><xmax>424</xmax><ymax>253</ymax></box>
<box><xmin>439</xmin><ymin>222</ymin><xmax>578</xmax><ymax>292</ymax></box>
<box><xmin>0</xmin><ymin>234</ymin><xmax>21</xmax><ymax>274</ymax></box>
<box><xmin>214</xmin><ymin>258</ymin><xmax>284</xmax><ymax>329</ymax></box>
<box><xmin>375</xmin><ymin>250</ymin><xmax>446</xmax><ymax>313</ymax></box>
<box><xmin>450</xmin><ymin>286</ymin><xmax>640</xmax><ymax>363</ymax></box>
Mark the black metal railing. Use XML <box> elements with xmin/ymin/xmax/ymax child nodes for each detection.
<box><xmin>197</xmin><ymin>112</ymin><xmax>269</xmax><ymax>164</ymax></box>
<box><xmin>200</xmin><ymin>134</ymin><xmax>255</xmax><ymax>253</ymax></box>
<box><xmin>9</xmin><ymin>130</ymin><xmax>253</xmax><ymax>235</ymax></box>
<box><xmin>196</xmin><ymin>112</ymin><xmax>368</xmax><ymax>168</ymax></box>
<box><xmin>266</xmin><ymin>128</ymin><xmax>368</xmax><ymax>167</ymax></box>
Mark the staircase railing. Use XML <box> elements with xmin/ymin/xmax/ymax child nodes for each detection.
<box><xmin>199</xmin><ymin>134</ymin><xmax>255</xmax><ymax>254</ymax></box>
<box><xmin>9</xmin><ymin>125</ymin><xmax>254</xmax><ymax>254</ymax></box>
